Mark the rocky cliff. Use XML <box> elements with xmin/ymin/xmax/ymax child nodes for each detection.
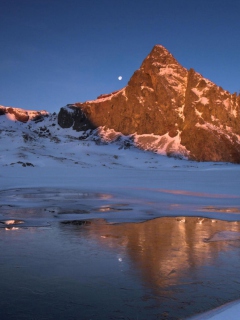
<box><xmin>58</xmin><ymin>45</ymin><xmax>240</xmax><ymax>163</ymax></box>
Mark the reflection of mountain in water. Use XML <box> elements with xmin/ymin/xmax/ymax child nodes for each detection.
<box><xmin>63</xmin><ymin>216</ymin><xmax>240</xmax><ymax>314</ymax></box>
<box><xmin>84</xmin><ymin>218</ymin><xmax>240</xmax><ymax>290</ymax></box>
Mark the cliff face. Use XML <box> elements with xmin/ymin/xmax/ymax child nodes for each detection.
<box><xmin>58</xmin><ymin>45</ymin><xmax>238</xmax><ymax>163</ymax></box>
<box><xmin>59</xmin><ymin>46</ymin><xmax>188</xmax><ymax>137</ymax></box>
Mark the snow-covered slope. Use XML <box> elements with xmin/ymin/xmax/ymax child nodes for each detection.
<box><xmin>0</xmin><ymin>110</ymin><xmax>181</xmax><ymax>168</ymax></box>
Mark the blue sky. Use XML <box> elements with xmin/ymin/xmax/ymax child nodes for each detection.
<box><xmin>1</xmin><ymin>0</ymin><xmax>239</xmax><ymax>112</ymax></box>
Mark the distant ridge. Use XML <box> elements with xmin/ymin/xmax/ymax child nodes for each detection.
<box><xmin>0</xmin><ymin>105</ymin><xmax>48</xmax><ymax>122</ymax></box>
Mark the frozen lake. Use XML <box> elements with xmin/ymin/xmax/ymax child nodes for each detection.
<box><xmin>1</xmin><ymin>188</ymin><xmax>240</xmax><ymax>319</ymax></box>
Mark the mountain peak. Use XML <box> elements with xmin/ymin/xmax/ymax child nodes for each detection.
<box><xmin>57</xmin><ymin>44</ymin><xmax>240</xmax><ymax>163</ymax></box>
<box><xmin>141</xmin><ymin>45</ymin><xmax>181</xmax><ymax>69</ymax></box>
<box><xmin>149</xmin><ymin>44</ymin><xmax>173</xmax><ymax>56</ymax></box>
<box><xmin>3</xmin><ymin>45</ymin><xmax>238</xmax><ymax>163</ymax></box>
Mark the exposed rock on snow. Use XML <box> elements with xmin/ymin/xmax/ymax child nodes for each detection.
<box><xmin>57</xmin><ymin>45</ymin><xmax>240</xmax><ymax>163</ymax></box>
<box><xmin>0</xmin><ymin>105</ymin><xmax>48</xmax><ymax>123</ymax></box>
<box><xmin>58</xmin><ymin>105</ymin><xmax>96</xmax><ymax>131</ymax></box>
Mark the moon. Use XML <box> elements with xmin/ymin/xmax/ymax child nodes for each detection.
<box><xmin>118</xmin><ymin>76</ymin><xmax>122</xmax><ymax>80</ymax></box>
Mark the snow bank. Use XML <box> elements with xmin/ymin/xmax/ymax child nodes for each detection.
<box><xmin>189</xmin><ymin>299</ymin><xmax>240</xmax><ymax>319</ymax></box>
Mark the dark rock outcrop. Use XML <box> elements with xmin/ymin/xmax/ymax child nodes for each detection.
<box><xmin>58</xmin><ymin>45</ymin><xmax>240</xmax><ymax>163</ymax></box>
<box><xmin>57</xmin><ymin>105</ymin><xmax>95</xmax><ymax>131</ymax></box>
<box><xmin>0</xmin><ymin>106</ymin><xmax>6</xmax><ymax>116</ymax></box>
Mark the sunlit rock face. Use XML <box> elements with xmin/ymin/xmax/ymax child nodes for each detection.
<box><xmin>0</xmin><ymin>106</ymin><xmax>48</xmax><ymax>122</ymax></box>
<box><xmin>58</xmin><ymin>45</ymin><xmax>240</xmax><ymax>163</ymax></box>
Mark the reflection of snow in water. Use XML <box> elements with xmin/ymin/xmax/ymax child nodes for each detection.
<box><xmin>5</xmin><ymin>227</ymin><xmax>19</xmax><ymax>231</ymax></box>
<box><xmin>0</xmin><ymin>219</ymin><xmax>24</xmax><ymax>231</ymax></box>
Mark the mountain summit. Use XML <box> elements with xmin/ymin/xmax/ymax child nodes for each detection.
<box><xmin>58</xmin><ymin>45</ymin><xmax>240</xmax><ymax>163</ymax></box>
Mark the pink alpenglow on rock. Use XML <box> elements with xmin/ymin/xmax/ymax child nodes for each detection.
<box><xmin>57</xmin><ymin>45</ymin><xmax>240</xmax><ymax>163</ymax></box>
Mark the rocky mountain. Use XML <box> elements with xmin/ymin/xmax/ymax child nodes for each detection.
<box><xmin>58</xmin><ymin>45</ymin><xmax>240</xmax><ymax>163</ymax></box>
<box><xmin>1</xmin><ymin>45</ymin><xmax>240</xmax><ymax>163</ymax></box>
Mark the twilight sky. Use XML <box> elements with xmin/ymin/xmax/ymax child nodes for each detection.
<box><xmin>1</xmin><ymin>0</ymin><xmax>239</xmax><ymax>112</ymax></box>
